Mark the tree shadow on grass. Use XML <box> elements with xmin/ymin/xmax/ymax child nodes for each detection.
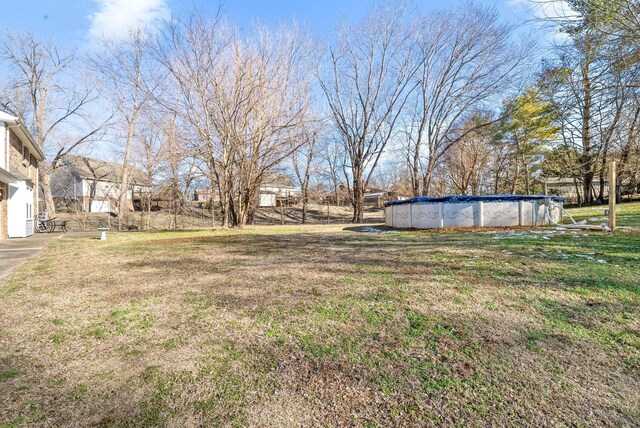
<box><xmin>111</xmin><ymin>230</ymin><xmax>640</xmax><ymax>304</ymax></box>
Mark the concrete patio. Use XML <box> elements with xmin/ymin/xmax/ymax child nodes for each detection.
<box><xmin>0</xmin><ymin>233</ymin><xmax>63</xmax><ymax>281</ymax></box>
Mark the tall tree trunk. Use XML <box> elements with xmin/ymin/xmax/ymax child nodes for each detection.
<box><xmin>351</xmin><ymin>152</ymin><xmax>366</xmax><ymax>223</ymax></box>
<box><xmin>117</xmin><ymin>122</ymin><xmax>135</xmax><ymax>230</ymax></box>
<box><xmin>411</xmin><ymin>146</ymin><xmax>421</xmax><ymax>197</ymax></box>
<box><xmin>523</xmin><ymin>156</ymin><xmax>530</xmax><ymax>195</ymax></box>
<box><xmin>352</xmin><ymin>168</ymin><xmax>365</xmax><ymax>223</ymax></box>
<box><xmin>39</xmin><ymin>166</ymin><xmax>56</xmax><ymax>219</ymax></box>
<box><xmin>574</xmin><ymin>178</ymin><xmax>582</xmax><ymax>206</ymax></box>
<box><xmin>421</xmin><ymin>158</ymin><xmax>437</xmax><ymax>196</ymax></box>
<box><xmin>511</xmin><ymin>159</ymin><xmax>520</xmax><ymax>194</ymax></box>
<box><xmin>598</xmin><ymin>161</ymin><xmax>606</xmax><ymax>203</ymax></box>
<box><xmin>581</xmin><ymin>32</ymin><xmax>594</xmax><ymax>205</ymax></box>
<box><xmin>301</xmin><ymin>182</ymin><xmax>309</xmax><ymax>224</ymax></box>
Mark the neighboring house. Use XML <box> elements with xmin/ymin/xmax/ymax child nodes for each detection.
<box><xmin>324</xmin><ymin>184</ymin><xmax>407</xmax><ymax>208</ymax></box>
<box><xmin>364</xmin><ymin>188</ymin><xmax>409</xmax><ymax>208</ymax></box>
<box><xmin>258</xmin><ymin>174</ymin><xmax>297</xmax><ymax>207</ymax></box>
<box><xmin>540</xmin><ymin>177</ymin><xmax>608</xmax><ymax>203</ymax></box>
<box><xmin>0</xmin><ymin>110</ymin><xmax>44</xmax><ymax>239</ymax></box>
<box><xmin>191</xmin><ymin>174</ymin><xmax>298</xmax><ymax>208</ymax></box>
<box><xmin>192</xmin><ymin>188</ymin><xmax>217</xmax><ymax>205</ymax></box>
<box><xmin>50</xmin><ymin>155</ymin><xmax>152</xmax><ymax>213</ymax></box>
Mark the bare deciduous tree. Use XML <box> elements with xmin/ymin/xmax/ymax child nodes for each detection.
<box><xmin>442</xmin><ymin>115</ymin><xmax>493</xmax><ymax>195</ymax></box>
<box><xmin>90</xmin><ymin>30</ymin><xmax>158</xmax><ymax>226</ymax></box>
<box><xmin>132</xmin><ymin>118</ymin><xmax>164</xmax><ymax>229</ymax></box>
<box><xmin>153</xmin><ymin>15</ymin><xmax>316</xmax><ymax>227</ymax></box>
<box><xmin>292</xmin><ymin>124</ymin><xmax>321</xmax><ymax>224</ymax></box>
<box><xmin>319</xmin><ymin>4</ymin><xmax>419</xmax><ymax>223</ymax></box>
<box><xmin>404</xmin><ymin>2</ymin><xmax>531</xmax><ymax>196</ymax></box>
<box><xmin>0</xmin><ymin>32</ymin><xmax>107</xmax><ymax>217</ymax></box>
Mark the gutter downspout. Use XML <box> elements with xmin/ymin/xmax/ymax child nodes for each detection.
<box><xmin>36</xmin><ymin>160</ymin><xmax>39</xmax><ymax>224</ymax></box>
<box><xmin>5</xmin><ymin>125</ymin><xmax>9</xmax><ymax>171</ymax></box>
<box><xmin>1</xmin><ymin>122</ymin><xmax>4</xmax><ymax>241</ymax></box>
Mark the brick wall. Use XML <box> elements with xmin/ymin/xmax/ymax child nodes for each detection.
<box><xmin>9</xmin><ymin>130</ymin><xmax>33</xmax><ymax>179</ymax></box>
<box><xmin>7</xmin><ymin>129</ymin><xmax>40</xmax><ymax>233</ymax></box>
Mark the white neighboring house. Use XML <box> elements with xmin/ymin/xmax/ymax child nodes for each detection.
<box><xmin>258</xmin><ymin>174</ymin><xmax>297</xmax><ymax>207</ymax></box>
<box><xmin>0</xmin><ymin>110</ymin><xmax>44</xmax><ymax>239</ymax></box>
<box><xmin>537</xmin><ymin>176</ymin><xmax>632</xmax><ymax>203</ymax></box>
<box><xmin>50</xmin><ymin>155</ymin><xmax>152</xmax><ymax>213</ymax></box>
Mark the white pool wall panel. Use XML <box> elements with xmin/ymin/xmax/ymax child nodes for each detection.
<box><xmin>443</xmin><ymin>202</ymin><xmax>475</xmax><ymax>228</ymax></box>
<box><xmin>392</xmin><ymin>204</ymin><xmax>411</xmax><ymax>228</ymax></box>
<box><xmin>411</xmin><ymin>204</ymin><xmax>441</xmax><ymax>229</ymax></box>
<box><xmin>483</xmin><ymin>202</ymin><xmax>520</xmax><ymax>227</ymax></box>
<box><xmin>385</xmin><ymin>196</ymin><xmax>563</xmax><ymax>229</ymax></box>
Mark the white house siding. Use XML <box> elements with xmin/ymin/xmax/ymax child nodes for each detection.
<box><xmin>259</xmin><ymin>193</ymin><xmax>276</xmax><ymax>207</ymax></box>
<box><xmin>260</xmin><ymin>185</ymin><xmax>295</xmax><ymax>197</ymax></box>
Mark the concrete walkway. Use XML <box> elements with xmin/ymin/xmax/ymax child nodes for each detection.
<box><xmin>0</xmin><ymin>233</ymin><xmax>63</xmax><ymax>281</ymax></box>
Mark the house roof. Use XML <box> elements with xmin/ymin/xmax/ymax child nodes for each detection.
<box><xmin>0</xmin><ymin>167</ymin><xmax>19</xmax><ymax>183</ymax></box>
<box><xmin>11</xmin><ymin>169</ymin><xmax>32</xmax><ymax>183</ymax></box>
<box><xmin>262</xmin><ymin>173</ymin><xmax>295</xmax><ymax>189</ymax></box>
<box><xmin>0</xmin><ymin>110</ymin><xmax>45</xmax><ymax>161</ymax></box>
<box><xmin>194</xmin><ymin>188</ymin><xmax>213</xmax><ymax>194</ymax></box>
<box><xmin>541</xmin><ymin>177</ymin><xmax>607</xmax><ymax>185</ymax></box>
<box><xmin>61</xmin><ymin>154</ymin><xmax>152</xmax><ymax>187</ymax></box>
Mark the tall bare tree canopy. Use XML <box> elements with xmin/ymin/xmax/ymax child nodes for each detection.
<box><xmin>530</xmin><ymin>0</ymin><xmax>640</xmax><ymax>204</ymax></box>
<box><xmin>90</xmin><ymin>30</ymin><xmax>159</xmax><ymax>225</ymax></box>
<box><xmin>151</xmin><ymin>15</ymin><xmax>317</xmax><ymax>227</ymax></box>
<box><xmin>1</xmin><ymin>0</ymin><xmax>639</xmax><ymax>226</ymax></box>
<box><xmin>0</xmin><ymin>32</ymin><xmax>106</xmax><ymax>217</ymax></box>
<box><xmin>404</xmin><ymin>2</ymin><xmax>531</xmax><ymax>197</ymax></box>
<box><xmin>319</xmin><ymin>4</ymin><xmax>419</xmax><ymax>223</ymax></box>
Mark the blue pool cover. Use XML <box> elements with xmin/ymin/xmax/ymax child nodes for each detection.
<box><xmin>385</xmin><ymin>194</ymin><xmax>565</xmax><ymax>207</ymax></box>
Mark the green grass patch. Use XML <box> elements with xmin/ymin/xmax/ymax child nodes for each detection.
<box><xmin>1</xmin><ymin>221</ymin><xmax>639</xmax><ymax>426</ymax></box>
<box><xmin>0</xmin><ymin>370</ymin><xmax>20</xmax><ymax>382</ymax></box>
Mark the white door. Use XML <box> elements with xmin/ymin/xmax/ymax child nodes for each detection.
<box><xmin>25</xmin><ymin>184</ymin><xmax>33</xmax><ymax>236</ymax></box>
<box><xmin>7</xmin><ymin>182</ymin><xmax>24</xmax><ymax>238</ymax></box>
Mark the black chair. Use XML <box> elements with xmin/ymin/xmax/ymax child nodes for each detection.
<box><xmin>36</xmin><ymin>220</ymin><xmax>49</xmax><ymax>233</ymax></box>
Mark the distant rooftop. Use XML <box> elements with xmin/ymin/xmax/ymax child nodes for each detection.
<box><xmin>61</xmin><ymin>154</ymin><xmax>152</xmax><ymax>187</ymax></box>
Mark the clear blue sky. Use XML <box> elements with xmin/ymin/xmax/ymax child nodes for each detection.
<box><xmin>0</xmin><ymin>0</ymin><xmax>552</xmax><ymax>163</ymax></box>
<box><xmin>0</xmin><ymin>0</ymin><xmax>540</xmax><ymax>47</ymax></box>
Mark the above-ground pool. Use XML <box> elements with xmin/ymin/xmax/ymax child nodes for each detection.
<box><xmin>384</xmin><ymin>195</ymin><xmax>564</xmax><ymax>229</ymax></box>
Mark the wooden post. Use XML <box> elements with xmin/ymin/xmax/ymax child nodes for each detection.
<box><xmin>281</xmin><ymin>202</ymin><xmax>285</xmax><ymax>225</ymax></box>
<box><xmin>326</xmin><ymin>201</ymin><xmax>330</xmax><ymax>224</ymax></box>
<box><xmin>609</xmin><ymin>161</ymin><xmax>616</xmax><ymax>231</ymax></box>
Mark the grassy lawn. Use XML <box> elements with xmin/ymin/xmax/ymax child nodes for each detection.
<box><xmin>568</xmin><ymin>200</ymin><xmax>640</xmax><ymax>227</ymax></box>
<box><xmin>0</xmin><ymin>207</ymin><xmax>639</xmax><ymax>426</ymax></box>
